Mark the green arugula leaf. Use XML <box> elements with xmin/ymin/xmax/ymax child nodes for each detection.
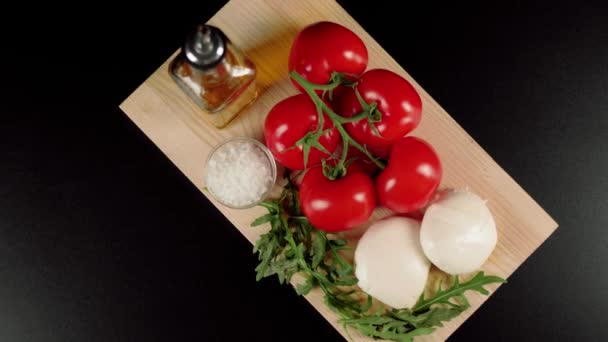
<box><xmin>329</xmin><ymin>238</ymin><xmax>348</xmax><ymax>247</ymax></box>
<box><xmin>250</xmin><ymin>176</ymin><xmax>506</xmax><ymax>342</ymax></box>
<box><xmin>251</xmin><ymin>213</ymin><xmax>274</xmax><ymax>227</ymax></box>
<box><xmin>341</xmin><ymin>316</ymin><xmax>395</xmax><ymax>325</ymax></box>
<box><xmin>415</xmin><ymin>306</ymin><xmax>467</xmax><ymax>328</ymax></box>
<box><xmin>296</xmin><ymin>276</ymin><xmax>315</xmax><ymax>295</ymax></box>
<box><xmin>311</xmin><ymin>232</ymin><xmax>327</xmax><ymax>269</ymax></box>
<box><xmin>258</xmin><ymin>201</ymin><xmax>279</xmax><ymax>214</ymax></box>
<box><xmin>413</xmin><ymin>271</ymin><xmax>506</xmax><ymax>313</ymax></box>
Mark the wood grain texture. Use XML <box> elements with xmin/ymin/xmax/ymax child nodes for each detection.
<box><xmin>119</xmin><ymin>0</ymin><xmax>558</xmax><ymax>340</ymax></box>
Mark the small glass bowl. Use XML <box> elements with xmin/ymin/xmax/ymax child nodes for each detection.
<box><xmin>204</xmin><ymin>136</ymin><xmax>277</xmax><ymax>209</ymax></box>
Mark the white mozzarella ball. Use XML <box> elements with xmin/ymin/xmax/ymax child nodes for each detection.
<box><xmin>420</xmin><ymin>190</ymin><xmax>497</xmax><ymax>275</ymax></box>
<box><xmin>355</xmin><ymin>217</ymin><xmax>430</xmax><ymax>309</ymax></box>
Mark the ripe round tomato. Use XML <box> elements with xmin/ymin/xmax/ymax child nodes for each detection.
<box><xmin>334</xmin><ymin>69</ymin><xmax>422</xmax><ymax>157</ymax></box>
<box><xmin>264</xmin><ymin>94</ymin><xmax>340</xmax><ymax>170</ymax></box>
<box><xmin>289</xmin><ymin>21</ymin><xmax>368</xmax><ymax>91</ymax></box>
<box><xmin>376</xmin><ymin>136</ymin><xmax>442</xmax><ymax>213</ymax></box>
<box><xmin>299</xmin><ymin>163</ymin><xmax>375</xmax><ymax>232</ymax></box>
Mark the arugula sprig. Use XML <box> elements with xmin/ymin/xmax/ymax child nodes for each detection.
<box><xmin>251</xmin><ymin>174</ymin><xmax>355</xmax><ymax>291</ymax></box>
<box><xmin>251</xmin><ymin>176</ymin><xmax>505</xmax><ymax>341</ymax></box>
<box><xmin>339</xmin><ymin>272</ymin><xmax>506</xmax><ymax>341</ymax></box>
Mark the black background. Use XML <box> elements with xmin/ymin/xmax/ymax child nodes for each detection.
<box><xmin>1</xmin><ymin>1</ymin><xmax>607</xmax><ymax>341</ymax></box>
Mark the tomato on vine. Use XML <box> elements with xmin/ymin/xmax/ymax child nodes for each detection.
<box><xmin>334</xmin><ymin>69</ymin><xmax>422</xmax><ymax>157</ymax></box>
<box><xmin>299</xmin><ymin>162</ymin><xmax>376</xmax><ymax>232</ymax></box>
<box><xmin>289</xmin><ymin>21</ymin><xmax>368</xmax><ymax>93</ymax></box>
<box><xmin>264</xmin><ymin>94</ymin><xmax>340</xmax><ymax>170</ymax></box>
<box><xmin>376</xmin><ymin>136</ymin><xmax>442</xmax><ymax>213</ymax></box>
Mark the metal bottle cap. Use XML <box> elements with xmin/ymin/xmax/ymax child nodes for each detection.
<box><xmin>182</xmin><ymin>25</ymin><xmax>227</xmax><ymax>70</ymax></box>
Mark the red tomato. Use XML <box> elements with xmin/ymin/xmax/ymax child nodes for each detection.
<box><xmin>289</xmin><ymin>21</ymin><xmax>368</xmax><ymax>91</ymax></box>
<box><xmin>376</xmin><ymin>136</ymin><xmax>442</xmax><ymax>213</ymax></box>
<box><xmin>264</xmin><ymin>94</ymin><xmax>340</xmax><ymax>170</ymax></box>
<box><xmin>334</xmin><ymin>69</ymin><xmax>422</xmax><ymax>156</ymax></box>
<box><xmin>299</xmin><ymin>163</ymin><xmax>375</xmax><ymax>232</ymax></box>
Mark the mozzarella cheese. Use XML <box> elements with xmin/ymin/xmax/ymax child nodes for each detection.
<box><xmin>354</xmin><ymin>217</ymin><xmax>430</xmax><ymax>309</ymax></box>
<box><xmin>420</xmin><ymin>190</ymin><xmax>497</xmax><ymax>275</ymax></box>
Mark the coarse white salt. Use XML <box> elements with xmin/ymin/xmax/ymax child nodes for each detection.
<box><xmin>205</xmin><ymin>139</ymin><xmax>275</xmax><ymax>208</ymax></box>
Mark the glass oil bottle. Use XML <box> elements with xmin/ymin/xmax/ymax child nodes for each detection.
<box><xmin>169</xmin><ymin>24</ymin><xmax>257</xmax><ymax>128</ymax></box>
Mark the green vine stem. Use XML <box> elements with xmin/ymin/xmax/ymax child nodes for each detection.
<box><xmin>290</xmin><ymin>71</ymin><xmax>386</xmax><ymax>172</ymax></box>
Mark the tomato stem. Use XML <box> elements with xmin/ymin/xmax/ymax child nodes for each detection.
<box><xmin>313</xmin><ymin>103</ymin><xmax>325</xmax><ymax>137</ymax></box>
<box><xmin>354</xmin><ymin>87</ymin><xmax>382</xmax><ymax>137</ymax></box>
<box><xmin>310</xmin><ymin>82</ymin><xmax>341</xmax><ymax>91</ymax></box>
<box><xmin>290</xmin><ymin>71</ymin><xmax>386</xmax><ymax>170</ymax></box>
<box><xmin>335</xmin><ymin>110</ymin><xmax>368</xmax><ymax>124</ymax></box>
<box><xmin>338</xmin><ymin>136</ymin><xmax>349</xmax><ymax>166</ymax></box>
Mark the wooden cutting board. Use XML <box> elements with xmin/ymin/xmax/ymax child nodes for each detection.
<box><xmin>119</xmin><ymin>0</ymin><xmax>558</xmax><ymax>340</ymax></box>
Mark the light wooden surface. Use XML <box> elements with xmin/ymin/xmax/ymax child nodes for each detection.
<box><xmin>119</xmin><ymin>0</ymin><xmax>558</xmax><ymax>340</ymax></box>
